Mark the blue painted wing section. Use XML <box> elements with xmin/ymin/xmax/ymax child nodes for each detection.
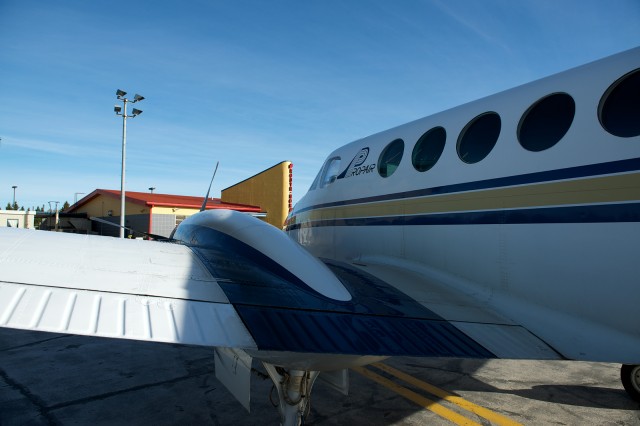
<box><xmin>235</xmin><ymin>260</ymin><xmax>493</xmax><ymax>357</ymax></box>
<box><xmin>179</xmin><ymin>223</ymin><xmax>494</xmax><ymax>358</ymax></box>
<box><xmin>235</xmin><ymin>305</ymin><xmax>493</xmax><ymax>357</ymax></box>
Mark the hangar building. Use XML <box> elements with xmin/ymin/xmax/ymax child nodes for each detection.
<box><xmin>64</xmin><ymin>161</ymin><xmax>293</xmax><ymax>238</ymax></box>
<box><xmin>65</xmin><ymin>190</ymin><xmax>263</xmax><ymax>238</ymax></box>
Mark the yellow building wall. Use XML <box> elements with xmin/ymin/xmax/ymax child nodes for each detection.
<box><xmin>80</xmin><ymin>196</ymin><xmax>148</xmax><ymax>218</ymax></box>
<box><xmin>152</xmin><ymin>206</ymin><xmax>200</xmax><ymax>216</ymax></box>
<box><xmin>222</xmin><ymin>161</ymin><xmax>292</xmax><ymax>228</ymax></box>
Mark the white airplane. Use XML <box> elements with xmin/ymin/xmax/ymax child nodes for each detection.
<box><xmin>1</xmin><ymin>47</ymin><xmax>639</xmax><ymax>425</ymax></box>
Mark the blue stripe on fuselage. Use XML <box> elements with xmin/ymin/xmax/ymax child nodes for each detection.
<box><xmin>293</xmin><ymin>157</ymin><xmax>640</xmax><ymax>215</ymax></box>
<box><xmin>286</xmin><ymin>202</ymin><xmax>640</xmax><ymax>231</ymax></box>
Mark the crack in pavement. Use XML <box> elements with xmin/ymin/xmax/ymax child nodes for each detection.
<box><xmin>46</xmin><ymin>369</ymin><xmax>215</xmax><ymax>411</ymax></box>
<box><xmin>0</xmin><ymin>366</ymin><xmax>61</xmax><ymax>426</ymax></box>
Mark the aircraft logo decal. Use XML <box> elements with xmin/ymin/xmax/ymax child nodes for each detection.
<box><xmin>337</xmin><ymin>147</ymin><xmax>376</xmax><ymax>179</ymax></box>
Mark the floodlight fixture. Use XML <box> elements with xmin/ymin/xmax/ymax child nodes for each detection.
<box><xmin>116</xmin><ymin>89</ymin><xmax>127</xmax><ymax>98</ymax></box>
<box><xmin>133</xmin><ymin>94</ymin><xmax>145</xmax><ymax>102</ymax></box>
<box><xmin>114</xmin><ymin>105</ymin><xmax>122</xmax><ymax>113</ymax></box>
<box><xmin>132</xmin><ymin>108</ymin><xmax>143</xmax><ymax>116</ymax></box>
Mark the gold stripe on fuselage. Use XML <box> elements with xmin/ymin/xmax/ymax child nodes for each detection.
<box><xmin>295</xmin><ymin>172</ymin><xmax>640</xmax><ymax>223</ymax></box>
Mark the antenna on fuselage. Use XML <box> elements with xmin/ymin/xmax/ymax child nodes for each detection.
<box><xmin>200</xmin><ymin>161</ymin><xmax>219</xmax><ymax>212</ymax></box>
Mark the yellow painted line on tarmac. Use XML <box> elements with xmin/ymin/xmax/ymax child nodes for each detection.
<box><xmin>351</xmin><ymin>366</ymin><xmax>482</xmax><ymax>426</ymax></box>
<box><xmin>369</xmin><ymin>362</ymin><xmax>523</xmax><ymax>426</ymax></box>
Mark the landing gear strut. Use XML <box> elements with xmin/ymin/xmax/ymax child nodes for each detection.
<box><xmin>621</xmin><ymin>364</ymin><xmax>640</xmax><ymax>402</ymax></box>
<box><xmin>263</xmin><ymin>363</ymin><xmax>319</xmax><ymax>426</ymax></box>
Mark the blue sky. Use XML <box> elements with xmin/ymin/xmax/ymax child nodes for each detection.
<box><xmin>1</xmin><ymin>1</ymin><xmax>639</xmax><ymax>210</ymax></box>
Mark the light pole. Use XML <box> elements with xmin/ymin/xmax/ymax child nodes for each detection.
<box><xmin>74</xmin><ymin>192</ymin><xmax>85</xmax><ymax>205</ymax></box>
<box><xmin>114</xmin><ymin>89</ymin><xmax>144</xmax><ymax>238</ymax></box>
<box><xmin>11</xmin><ymin>185</ymin><xmax>17</xmax><ymax>208</ymax></box>
<box><xmin>149</xmin><ymin>187</ymin><xmax>155</xmax><ymax>193</ymax></box>
<box><xmin>48</xmin><ymin>201</ymin><xmax>60</xmax><ymax>231</ymax></box>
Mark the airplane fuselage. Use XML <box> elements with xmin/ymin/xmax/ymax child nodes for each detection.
<box><xmin>286</xmin><ymin>47</ymin><xmax>640</xmax><ymax>364</ymax></box>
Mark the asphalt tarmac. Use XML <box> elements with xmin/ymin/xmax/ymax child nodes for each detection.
<box><xmin>1</xmin><ymin>328</ymin><xmax>638</xmax><ymax>425</ymax></box>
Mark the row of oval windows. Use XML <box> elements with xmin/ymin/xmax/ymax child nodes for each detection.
<box><xmin>375</xmin><ymin>68</ymin><xmax>640</xmax><ymax>178</ymax></box>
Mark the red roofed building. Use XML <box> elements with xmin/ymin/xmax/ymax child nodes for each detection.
<box><xmin>66</xmin><ymin>189</ymin><xmax>264</xmax><ymax>238</ymax></box>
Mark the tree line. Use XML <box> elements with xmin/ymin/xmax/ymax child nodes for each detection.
<box><xmin>4</xmin><ymin>201</ymin><xmax>70</xmax><ymax>212</ymax></box>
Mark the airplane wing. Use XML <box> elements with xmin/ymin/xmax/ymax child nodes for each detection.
<box><xmin>0</xmin><ymin>220</ymin><xmax>560</xmax><ymax>362</ymax></box>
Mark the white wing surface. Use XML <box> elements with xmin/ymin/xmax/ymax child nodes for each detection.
<box><xmin>0</xmin><ymin>228</ymin><xmax>256</xmax><ymax>349</ymax></box>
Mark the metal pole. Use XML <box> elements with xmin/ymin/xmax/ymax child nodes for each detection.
<box><xmin>48</xmin><ymin>201</ymin><xmax>59</xmax><ymax>231</ymax></box>
<box><xmin>12</xmin><ymin>185</ymin><xmax>17</xmax><ymax>206</ymax></box>
<box><xmin>120</xmin><ymin>99</ymin><xmax>128</xmax><ymax>238</ymax></box>
<box><xmin>55</xmin><ymin>203</ymin><xmax>60</xmax><ymax>232</ymax></box>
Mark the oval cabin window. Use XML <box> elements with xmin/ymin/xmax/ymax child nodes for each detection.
<box><xmin>599</xmin><ymin>68</ymin><xmax>640</xmax><ymax>138</ymax></box>
<box><xmin>378</xmin><ymin>139</ymin><xmax>404</xmax><ymax>178</ymax></box>
<box><xmin>457</xmin><ymin>112</ymin><xmax>501</xmax><ymax>164</ymax></box>
<box><xmin>518</xmin><ymin>93</ymin><xmax>575</xmax><ymax>152</ymax></box>
<box><xmin>412</xmin><ymin>127</ymin><xmax>446</xmax><ymax>172</ymax></box>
